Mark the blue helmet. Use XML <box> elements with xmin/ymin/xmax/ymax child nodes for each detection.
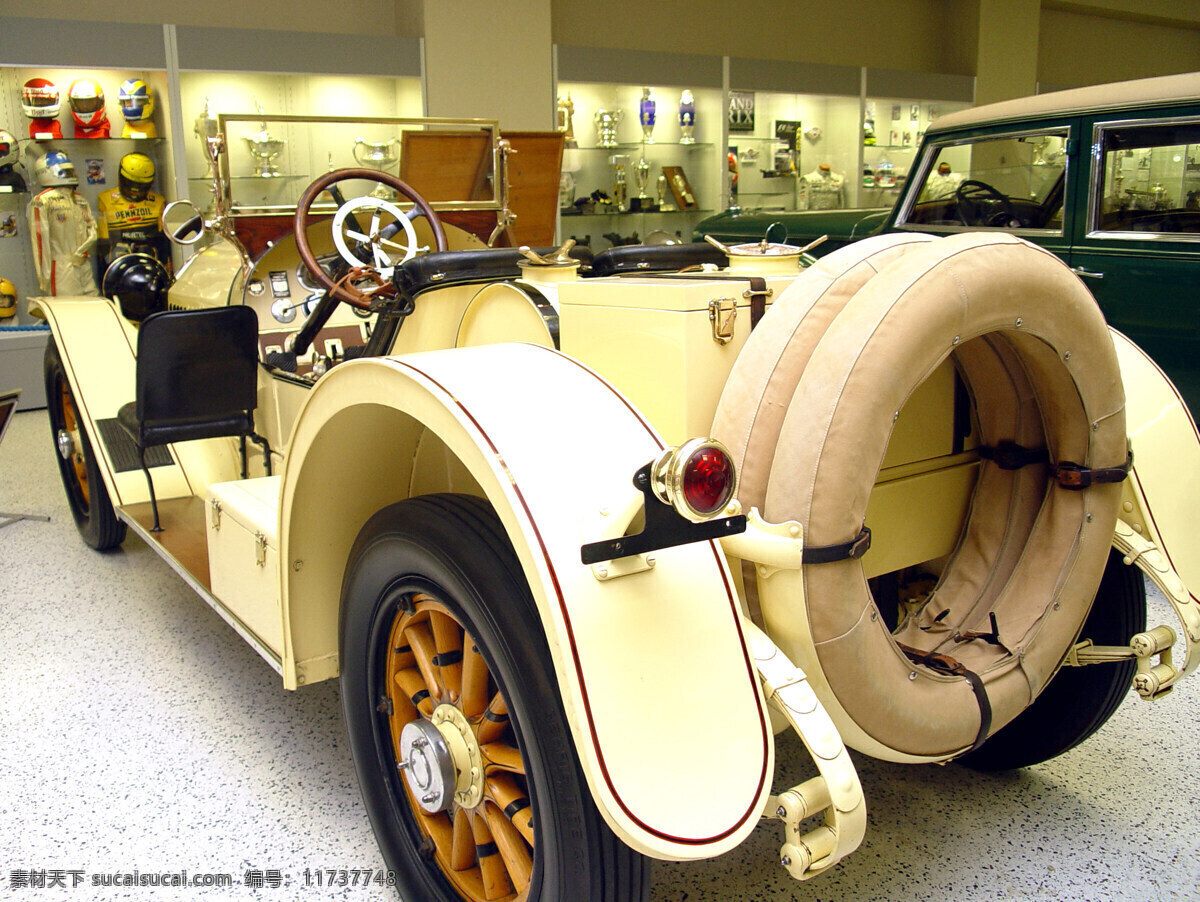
<box><xmin>118</xmin><ymin>79</ymin><xmax>155</xmax><ymax>122</ymax></box>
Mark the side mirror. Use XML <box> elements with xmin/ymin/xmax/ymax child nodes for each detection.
<box><xmin>161</xmin><ymin>199</ymin><xmax>207</xmax><ymax>246</ymax></box>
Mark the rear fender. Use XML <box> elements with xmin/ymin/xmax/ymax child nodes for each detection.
<box><xmin>1110</xmin><ymin>328</ymin><xmax>1200</xmax><ymax>676</ymax></box>
<box><xmin>280</xmin><ymin>343</ymin><xmax>772</xmax><ymax>860</ymax></box>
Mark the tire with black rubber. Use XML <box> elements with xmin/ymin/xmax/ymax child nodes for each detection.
<box><xmin>958</xmin><ymin>548</ymin><xmax>1146</xmax><ymax>771</ymax></box>
<box><xmin>44</xmin><ymin>340</ymin><xmax>126</xmax><ymax>551</ymax></box>
<box><xmin>340</xmin><ymin>494</ymin><xmax>649</xmax><ymax>902</ymax></box>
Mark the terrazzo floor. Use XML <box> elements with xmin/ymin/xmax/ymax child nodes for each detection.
<box><xmin>1</xmin><ymin>407</ymin><xmax>1198</xmax><ymax>902</ymax></box>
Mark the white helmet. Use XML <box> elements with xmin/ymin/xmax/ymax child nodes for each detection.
<box><xmin>0</xmin><ymin>130</ymin><xmax>18</xmax><ymax>169</ymax></box>
<box><xmin>34</xmin><ymin>150</ymin><xmax>77</xmax><ymax>187</ymax></box>
<box><xmin>22</xmin><ymin>78</ymin><xmax>61</xmax><ymax>119</ymax></box>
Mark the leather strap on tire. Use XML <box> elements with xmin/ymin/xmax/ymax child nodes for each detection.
<box><xmin>897</xmin><ymin>642</ymin><xmax>993</xmax><ymax>753</ymax></box>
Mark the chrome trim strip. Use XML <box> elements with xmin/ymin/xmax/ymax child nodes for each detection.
<box><xmin>119</xmin><ymin>510</ymin><xmax>285</xmax><ymax>676</ymax></box>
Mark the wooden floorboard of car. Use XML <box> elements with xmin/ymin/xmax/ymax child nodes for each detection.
<box><xmin>123</xmin><ymin>498</ymin><xmax>211</xmax><ymax>592</ymax></box>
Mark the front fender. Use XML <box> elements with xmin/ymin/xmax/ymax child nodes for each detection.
<box><xmin>281</xmin><ymin>343</ymin><xmax>772</xmax><ymax>860</ymax></box>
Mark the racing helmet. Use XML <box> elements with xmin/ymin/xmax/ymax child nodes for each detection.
<box><xmin>102</xmin><ymin>254</ymin><xmax>170</xmax><ymax>322</ymax></box>
<box><xmin>0</xmin><ymin>278</ymin><xmax>16</xmax><ymax>319</ymax></box>
<box><xmin>118</xmin><ymin>152</ymin><xmax>155</xmax><ymax>201</ymax></box>
<box><xmin>68</xmin><ymin>79</ymin><xmax>107</xmax><ymax>128</ymax></box>
<box><xmin>34</xmin><ymin>150</ymin><xmax>78</xmax><ymax>187</ymax></box>
<box><xmin>118</xmin><ymin>79</ymin><xmax>154</xmax><ymax>122</ymax></box>
<box><xmin>0</xmin><ymin>130</ymin><xmax>17</xmax><ymax>169</ymax></box>
<box><xmin>21</xmin><ymin>78</ymin><xmax>60</xmax><ymax>119</ymax></box>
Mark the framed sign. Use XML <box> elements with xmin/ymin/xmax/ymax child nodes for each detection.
<box><xmin>728</xmin><ymin>91</ymin><xmax>755</xmax><ymax>133</ymax></box>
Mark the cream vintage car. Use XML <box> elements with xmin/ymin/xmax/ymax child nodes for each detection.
<box><xmin>34</xmin><ymin>117</ymin><xmax>1200</xmax><ymax>902</ymax></box>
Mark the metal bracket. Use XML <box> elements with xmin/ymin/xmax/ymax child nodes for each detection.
<box><xmin>1111</xmin><ymin>517</ymin><xmax>1200</xmax><ymax>682</ymax></box>
<box><xmin>745</xmin><ymin>621</ymin><xmax>866</xmax><ymax>881</ymax></box>
<box><xmin>210</xmin><ymin>498</ymin><xmax>222</xmax><ymax>530</ymax></box>
<box><xmin>255</xmin><ymin>531</ymin><xmax>268</xmax><ymax>567</ymax></box>
<box><xmin>709</xmin><ymin>297</ymin><xmax>737</xmax><ymax>344</ymax></box>
<box><xmin>1067</xmin><ymin>624</ymin><xmax>1179</xmax><ymax>699</ymax></box>
<box><xmin>579</xmin><ymin>462</ymin><xmax>745</xmax><ymax>567</ymax></box>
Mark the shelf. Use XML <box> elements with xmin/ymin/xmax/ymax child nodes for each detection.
<box><xmin>562</xmin><ymin>208</ymin><xmax>713</xmax><ymax>217</ymax></box>
<box><xmin>28</xmin><ymin>136</ymin><xmax>168</xmax><ymax>145</ymax></box>
<box><xmin>571</xmin><ymin>142</ymin><xmax>714</xmax><ymax>151</ymax></box>
<box><xmin>189</xmin><ymin>175</ymin><xmax>310</xmax><ymax>182</ymax></box>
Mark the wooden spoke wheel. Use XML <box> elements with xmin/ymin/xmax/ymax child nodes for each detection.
<box><xmin>386</xmin><ymin>595</ymin><xmax>534</xmax><ymax>900</ymax></box>
<box><xmin>340</xmin><ymin>495</ymin><xmax>648</xmax><ymax>902</ymax></box>
<box><xmin>44</xmin><ymin>340</ymin><xmax>125</xmax><ymax>550</ymax></box>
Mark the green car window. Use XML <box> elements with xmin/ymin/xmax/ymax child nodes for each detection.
<box><xmin>1093</xmin><ymin>120</ymin><xmax>1200</xmax><ymax>235</ymax></box>
<box><xmin>904</xmin><ymin>131</ymin><xmax>1068</xmax><ymax>232</ymax></box>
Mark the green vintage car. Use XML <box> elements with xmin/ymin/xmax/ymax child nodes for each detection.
<box><xmin>697</xmin><ymin>72</ymin><xmax>1200</xmax><ymax>413</ymax></box>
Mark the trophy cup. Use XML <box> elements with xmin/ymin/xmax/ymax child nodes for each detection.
<box><xmin>556</xmin><ymin>93</ymin><xmax>577</xmax><ymax>148</ymax></box>
<box><xmin>594</xmin><ymin>108</ymin><xmax>623</xmax><ymax>149</ymax></box>
<box><xmin>657</xmin><ymin>173</ymin><xmax>673</xmax><ymax>211</ymax></box>
<box><xmin>678</xmin><ymin>90</ymin><xmax>696</xmax><ymax>144</ymax></box>
<box><xmin>610</xmin><ymin>154</ymin><xmax>629</xmax><ymax>212</ymax></box>
<box><xmin>243</xmin><ymin>101</ymin><xmax>286</xmax><ymax>178</ymax></box>
<box><xmin>354</xmin><ymin>137</ymin><xmax>401</xmax><ymax>199</ymax></box>
<box><xmin>639</xmin><ymin>88</ymin><xmax>656</xmax><ymax>143</ymax></box>
<box><xmin>194</xmin><ymin>97</ymin><xmax>219</xmax><ymax>179</ymax></box>
<box><xmin>630</xmin><ymin>157</ymin><xmax>652</xmax><ymax>211</ymax></box>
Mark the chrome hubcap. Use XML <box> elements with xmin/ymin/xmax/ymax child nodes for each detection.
<box><xmin>57</xmin><ymin>429</ymin><xmax>75</xmax><ymax>461</ymax></box>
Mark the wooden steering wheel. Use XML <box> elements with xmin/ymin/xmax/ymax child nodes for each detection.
<box><xmin>294</xmin><ymin>168</ymin><xmax>448</xmax><ymax>310</ymax></box>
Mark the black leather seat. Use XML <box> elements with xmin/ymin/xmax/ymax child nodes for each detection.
<box><xmin>117</xmin><ymin>305</ymin><xmax>270</xmax><ymax>532</ymax></box>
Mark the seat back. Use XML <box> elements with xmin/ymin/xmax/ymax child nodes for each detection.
<box><xmin>136</xmin><ymin>305</ymin><xmax>259</xmax><ymax>427</ymax></box>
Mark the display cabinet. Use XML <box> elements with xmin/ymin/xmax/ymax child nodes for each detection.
<box><xmin>860</xmin><ymin>95</ymin><xmax>971</xmax><ymax>208</ymax></box>
<box><xmin>555</xmin><ymin>80</ymin><xmax>723</xmax><ymax>251</ymax></box>
<box><xmin>177</xmin><ymin>71</ymin><xmax>424</xmax><ymax>211</ymax></box>
<box><xmin>725</xmin><ymin>90</ymin><xmax>862</xmax><ymax>214</ymax></box>
<box><xmin>0</xmin><ymin>65</ymin><xmax>173</xmax><ymax>330</ymax></box>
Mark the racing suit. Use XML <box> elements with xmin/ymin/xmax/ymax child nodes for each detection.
<box><xmin>28</xmin><ymin>186</ymin><xmax>99</xmax><ymax>296</ymax></box>
<box><xmin>97</xmin><ymin>188</ymin><xmax>167</xmax><ymax>267</ymax></box>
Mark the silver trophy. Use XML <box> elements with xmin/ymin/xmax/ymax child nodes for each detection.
<box><xmin>354</xmin><ymin>137</ymin><xmax>401</xmax><ymax>199</ymax></box>
<box><xmin>194</xmin><ymin>97</ymin><xmax>219</xmax><ymax>179</ymax></box>
<box><xmin>243</xmin><ymin>101</ymin><xmax>286</xmax><ymax>178</ymax></box>
<box><xmin>594</xmin><ymin>108</ymin><xmax>623</xmax><ymax>149</ymax></box>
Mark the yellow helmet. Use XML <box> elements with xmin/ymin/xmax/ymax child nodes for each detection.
<box><xmin>119</xmin><ymin>152</ymin><xmax>155</xmax><ymax>201</ymax></box>
<box><xmin>0</xmin><ymin>278</ymin><xmax>16</xmax><ymax>319</ymax></box>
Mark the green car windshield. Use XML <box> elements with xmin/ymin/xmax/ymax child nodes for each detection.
<box><xmin>904</xmin><ymin>131</ymin><xmax>1068</xmax><ymax>232</ymax></box>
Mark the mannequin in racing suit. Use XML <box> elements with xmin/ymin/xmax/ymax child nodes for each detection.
<box><xmin>28</xmin><ymin>187</ymin><xmax>99</xmax><ymax>296</ymax></box>
<box><xmin>97</xmin><ymin>153</ymin><xmax>168</xmax><ymax>269</ymax></box>
<box><xmin>798</xmin><ymin>164</ymin><xmax>846</xmax><ymax>210</ymax></box>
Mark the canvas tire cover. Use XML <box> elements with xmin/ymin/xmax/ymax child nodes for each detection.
<box><xmin>719</xmin><ymin>232</ymin><xmax>1126</xmax><ymax>759</ymax></box>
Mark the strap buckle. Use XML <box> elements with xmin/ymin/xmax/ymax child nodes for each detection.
<box><xmin>1054</xmin><ymin>445</ymin><xmax>1133</xmax><ymax>489</ymax></box>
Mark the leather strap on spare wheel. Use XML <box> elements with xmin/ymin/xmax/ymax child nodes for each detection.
<box><xmin>897</xmin><ymin>642</ymin><xmax>992</xmax><ymax>753</ymax></box>
<box><xmin>750</xmin><ymin>233</ymin><xmax>1126</xmax><ymax>762</ymax></box>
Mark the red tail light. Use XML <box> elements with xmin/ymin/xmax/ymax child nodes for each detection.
<box><xmin>651</xmin><ymin>438</ymin><xmax>738</xmax><ymax>523</ymax></box>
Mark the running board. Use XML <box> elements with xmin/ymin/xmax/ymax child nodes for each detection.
<box><xmin>119</xmin><ymin>502</ymin><xmax>283</xmax><ymax>676</ymax></box>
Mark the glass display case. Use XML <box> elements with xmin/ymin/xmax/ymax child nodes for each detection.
<box><xmin>0</xmin><ymin>65</ymin><xmax>172</xmax><ymax>326</ymax></box>
<box><xmin>177</xmin><ymin>71</ymin><xmax>423</xmax><ymax>211</ymax></box>
<box><xmin>725</xmin><ymin>90</ymin><xmax>861</xmax><ymax>213</ymax></box>
<box><xmin>861</xmin><ymin>95</ymin><xmax>972</xmax><ymax>208</ymax></box>
<box><xmin>556</xmin><ymin>81</ymin><xmax>722</xmax><ymax>251</ymax></box>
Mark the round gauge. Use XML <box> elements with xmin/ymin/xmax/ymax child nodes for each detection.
<box><xmin>301</xmin><ymin>293</ymin><xmax>324</xmax><ymax>316</ymax></box>
<box><xmin>247</xmin><ymin>278</ymin><xmax>266</xmax><ymax>296</ymax></box>
<box><xmin>295</xmin><ymin>263</ymin><xmax>322</xmax><ymax>292</ymax></box>
<box><xmin>270</xmin><ymin>298</ymin><xmax>297</xmax><ymax>324</ymax></box>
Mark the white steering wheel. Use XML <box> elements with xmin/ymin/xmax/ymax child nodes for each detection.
<box><xmin>331</xmin><ymin>195</ymin><xmax>427</xmax><ymax>277</ymax></box>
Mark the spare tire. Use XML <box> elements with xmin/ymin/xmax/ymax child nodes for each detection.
<box><xmin>716</xmin><ymin>232</ymin><xmax>1127</xmax><ymax>762</ymax></box>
